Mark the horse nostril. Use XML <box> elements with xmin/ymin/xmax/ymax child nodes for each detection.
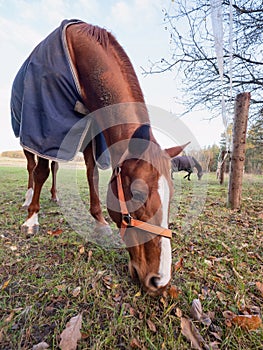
<box><xmin>149</xmin><ymin>276</ymin><xmax>159</xmax><ymax>289</ymax></box>
<box><xmin>145</xmin><ymin>273</ymin><xmax>160</xmax><ymax>291</ymax></box>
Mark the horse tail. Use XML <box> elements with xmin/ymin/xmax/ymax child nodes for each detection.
<box><xmin>191</xmin><ymin>157</ymin><xmax>203</xmax><ymax>176</ymax></box>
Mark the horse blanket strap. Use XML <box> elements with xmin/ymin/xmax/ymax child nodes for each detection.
<box><xmin>115</xmin><ymin>167</ymin><xmax>172</xmax><ymax>240</ymax></box>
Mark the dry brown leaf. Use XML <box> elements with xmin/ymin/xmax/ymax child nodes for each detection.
<box><xmin>191</xmin><ymin>299</ymin><xmax>203</xmax><ymax>320</ymax></box>
<box><xmin>129</xmin><ymin>307</ymin><xmax>136</xmax><ymax>316</ymax></box>
<box><xmin>180</xmin><ymin>317</ymin><xmax>209</xmax><ymax>350</ymax></box>
<box><xmin>176</xmin><ymin>307</ymin><xmax>183</xmax><ymax>318</ymax></box>
<box><xmin>232</xmin><ymin>314</ymin><xmax>262</xmax><ymax>330</ymax></box>
<box><xmin>87</xmin><ymin>250</ymin><xmax>92</xmax><ymax>263</ymax></box>
<box><xmin>4</xmin><ymin>311</ymin><xmax>15</xmax><ymax>323</ymax></box>
<box><xmin>59</xmin><ymin>313</ymin><xmax>82</xmax><ymax>350</ymax></box>
<box><xmin>232</xmin><ymin>266</ymin><xmax>243</xmax><ymax>280</ymax></box>
<box><xmin>174</xmin><ymin>257</ymin><xmax>184</xmax><ymax>271</ymax></box>
<box><xmin>146</xmin><ymin>319</ymin><xmax>157</xmax><ymax>332</ymax></box>
<box><xmin>167</xmin><ymin>285</ymin><xmax>180</xmax><ymax>299</ymax></box>
<box><xmin>47</xmin><ymin>228</ymin><xmax>63</xmax><ymax>236</ymax></box>
<box><xmin>102</xmin><ymin>275</ymin><xmax>113</xmax><ymax>289</ymax></box>
<box><xmin>223</xmin><ymin>310</ymin><xmax>262</xmax><ymax>331</ymax></box>
<box><xmin>256</xmin><ymin>281</ymin><xmax>263</xmax><ymax>297</ymax></box>
<box><xmin>79</xmin><ymin>246</ymin><xmax>85</xmax><ymax>254</ymax></box>
<box><xmin>1</xmin><ymin>279</ymin><xmax>10</xmax><ymax>290</ymax></box>
<box><xmin>191</xmin><ymin>299</ymin><xmax>212</xmax><ymax>326</ymax></box>
<box><xmin>130</xmin><ymin>338</ymin><xmax>141</xmax><ymax>348</ymax></box>
<box><xmin>72</xmin><ymin>286</ymin><xmax>81</xmax><ymax>297</ymax></box>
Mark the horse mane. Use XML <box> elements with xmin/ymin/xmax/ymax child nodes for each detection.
<box><xmin>79</xmin><ymin>23</ymin><xmax>145</xmax><ymax>103</ymax></box>
<box><xmin>79</xmin><ymin>24</ymin><xmax>110</xmax><ymax>49</ymax></box>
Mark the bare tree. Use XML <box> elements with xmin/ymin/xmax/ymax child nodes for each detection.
<box><xmin>143</xmin><ymin>0</ymin><xmax>263</xmax><ymax>121</ymax></box>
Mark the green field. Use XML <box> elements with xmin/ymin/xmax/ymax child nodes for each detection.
<box><xmin>0</xmin><ymin>162</ymin><xmax>262</xmax><ymax>349</ymax></box>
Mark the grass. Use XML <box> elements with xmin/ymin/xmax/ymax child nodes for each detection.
<box><xmin>0</xmin><ymin>161</ymin><xmax>262</xmax><ymax>349</ymax></box>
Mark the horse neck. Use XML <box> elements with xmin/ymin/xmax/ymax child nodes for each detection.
<box><xmin>192</xmin><ymin>157</ymin><xmax>202</xmax><ymax>174</ymax></box>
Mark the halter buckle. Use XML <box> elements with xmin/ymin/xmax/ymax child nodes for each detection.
<box><xmin>122</xmin><ymin>213</ymin><xmax>132</xmax><ymax>226</ymax></box>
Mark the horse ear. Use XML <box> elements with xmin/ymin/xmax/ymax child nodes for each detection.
<box><xmin>165</xmin><ymin>142</ymin><xmax>190</xmax><ymax>158</ymax></box>
<box><xmin>128</xmin><ymin>124</ymin><xmax>150</xmax><ymax>156</ymax></box>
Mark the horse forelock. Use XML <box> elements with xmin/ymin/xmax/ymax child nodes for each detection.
<box><xmin>144</xmin><ymin>144</ymin><xmax>171</xmax><ymax>181</ymax></box>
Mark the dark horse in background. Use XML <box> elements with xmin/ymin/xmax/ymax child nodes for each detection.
<box><xmin>11</xmin><ymin>19</ymin><xmax>189</xmax><ymax>296</ymax></box>
<box><xmin>171</xmin><ymin>156</ymin><xmax>203</xmax><ymax>180</ymax></box>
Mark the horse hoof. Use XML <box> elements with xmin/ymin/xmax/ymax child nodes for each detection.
<box><xmin>21</xmin><ymin>224</ymin><xmax>39</xmax><ymax>235</ymax></box>
<box><xmin>50</xmin><ymin>198</ymin><xmax>59</xmax><ymax>203</ymax></box>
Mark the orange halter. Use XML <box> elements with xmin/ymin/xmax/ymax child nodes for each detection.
<box><xmin>114</xmin><ymin>166</ymin><xmax>172</xmax><ymax>240</ymax></box>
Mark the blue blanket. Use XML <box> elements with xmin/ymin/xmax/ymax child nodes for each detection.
<box><xmin>11</xmin><ymin>19</ymin><xmax>110</xmax><ymax>168</ymax></box>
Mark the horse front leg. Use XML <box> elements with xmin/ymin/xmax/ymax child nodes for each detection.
<box><xmin>50</xmin><ymin>161</ymin><xmax>59</xmax><ymax>202</ymax></box>
<box><xmin>83</xmin><ymin>144</ymin><xmax>109</xmax><ymax>232</ymax></box>
<box><xmin>21</xmin><ymin>157</ymin><xmax>50</xmax><ymax>234</ymax></box>
<box><xmin>22</xmin><ymin>150</ymin><xmax>36</xmax><ymax>208</ymax></box>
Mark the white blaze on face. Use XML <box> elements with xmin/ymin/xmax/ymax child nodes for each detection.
<box><xmin>157</xmin><ymin>175</ymin><xmax>172</xmax><ymax>287</ymax></box>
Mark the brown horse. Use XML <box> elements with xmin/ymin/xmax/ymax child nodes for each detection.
<box><xmin>11</xmin><ymin>20</ymin><xmax>188</xmax><ymax>296</ymax></box>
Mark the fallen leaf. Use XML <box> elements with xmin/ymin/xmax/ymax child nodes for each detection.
<box><xmin>134</xmin><ymin>290</ymin><xmax>141</xmax><ymax>297</ymax></box>
<box><xmin>112</xmin><ymin>293</ymin><xmax>122</xmax><ymax>302</ymax></box>
<box><xmin>79</xmin><ymin>246</ymin><xmax>85</xmax><ymax>254</ymax></box>
<box><xmin>10</xmin><ymin>246</ymin><xmax>18</xmax><ymax>251</ymax></box>
<box><xmin>256</xmin><ymin>281</ymin><xmax>263</xmax><ymax>297</ymax></box>
<box><xmin>191</xmin><ymin>299</ymin><xmax>212</xmax><ymax>326</ymax></box>
<box><xmin>32</xmin><ymin>342</ymin><xmax>50</xmax><ymax>350</ymax></box>
<box><xmin>56</xmin><ymin>284</ymin><xmax>67</xmax><ymax>291</ymax></box>
<box><xmin>216</xmin><ymin>291</ymin><xmax>226</xmax><ymax>304</ymax></box>
<box><xmin>130</xmin><ymin>338</ymin><xmax>141</xmax><ymax>348</ymax></box>
<box><xmin>87</xmin><ymin>250</ymin><xmax>92</xmax><ymax>263</ymax></box>
<box><xmin>176</xmin><ymin>307</ymin><xmax>183</xmax><ymax>318</ymax></box>
<box><xmin>4</xmin><ymin>311</ymin><xmax>15</xmax><ymax>323</ymax></box>
<box><xmin>1</xmin><ymin>279</ymin><xmax>10</xmax><ymax>290</ymax></box>
<box><xmin>232</xmin><ymin>314</ymin><xmax>262</xmax><ymax>331</ymax></box>
<box><xmin>129</xmin><ymin>307</ymin><xmax>136</xmax><ymax>316</ymax></box>
<box><xmin>48</xmin><ymin>228</ymin><xmax>63</xmax><ymax>236</ymax></box>
<box><xmin>174</xmin><ymin>257</ymin><xmax>184</xmax><ymax>271</ymax></box>
<box><xmin>59</xmin><ymin>313</ymin><xmax>82</xmax><ymax>350</ymax></box>
<box><xmin>223</xmin><ymin>310</ymin><xmax>262</xmax><ymax>330</ymax></box>
<box><xmin>146</xmin><ymin>319</ymin><xmax>157</xmax><ymax>332</ymax></box>
<box><xmin>72</xmin><ymin>286</ymin><xmax>81</xmax><ymax>297</ymax></box>
<box><xmin>232</xmin><ymin>266</ymin><xmax>243</xmax><ymax>280</ymax></box>
<box><xmin>167</xmin><ymin>285</ymin><xmax>180</xmax><ymax>299</ymax></box>
<box><xmin>180</xmin><ymin>317</ymin><xmax>209</xmax><ymax>350</ymax></box>
<box><xmin>102</xmin><ymin>275</ymin><xmax>113</xmax><ymax>289</ymax></box>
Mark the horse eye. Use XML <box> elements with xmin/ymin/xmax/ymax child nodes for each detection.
<box><xmin>132</xmin><ymin>190</ymin><xmax>147</xmax><ymax>203</ymax></box>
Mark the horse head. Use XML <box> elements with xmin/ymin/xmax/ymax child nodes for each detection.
<box><xmin>197</xmin><ymin>171</ymin><xmax>203</xmax><ymax>180</ymax></box>
<box><xmin>107</xmin><ymin>125</ymin><xmax>189</xmax><ymax>295</ymax></box>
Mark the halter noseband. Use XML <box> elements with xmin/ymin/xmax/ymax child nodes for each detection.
<box><xmin>114</xmin><ymin>166</ymin><xmax>172</xmax><ymax>240</ymax></box>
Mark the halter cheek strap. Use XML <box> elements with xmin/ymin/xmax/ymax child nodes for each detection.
<box><xmin>114</xmin><ymin>166</ymin><xmax>172</xmax><ymax>240</ymax></box>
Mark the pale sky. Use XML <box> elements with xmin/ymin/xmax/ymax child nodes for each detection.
<box><xmin>0</xmin><ymin>0</ymin><xmax>224</xmax><ymax>153</ymax></box>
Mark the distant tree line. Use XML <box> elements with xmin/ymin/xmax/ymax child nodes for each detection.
<box><xmin>185</xmin><ymin>118</ymin><xmax>262</xmax><ymax>174</ymax></box>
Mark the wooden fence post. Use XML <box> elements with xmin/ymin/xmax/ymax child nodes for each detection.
<box><xmin>228</xmin><ymin>92</ymin><xmax>250</xmax><ymax>209</ymax></box>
